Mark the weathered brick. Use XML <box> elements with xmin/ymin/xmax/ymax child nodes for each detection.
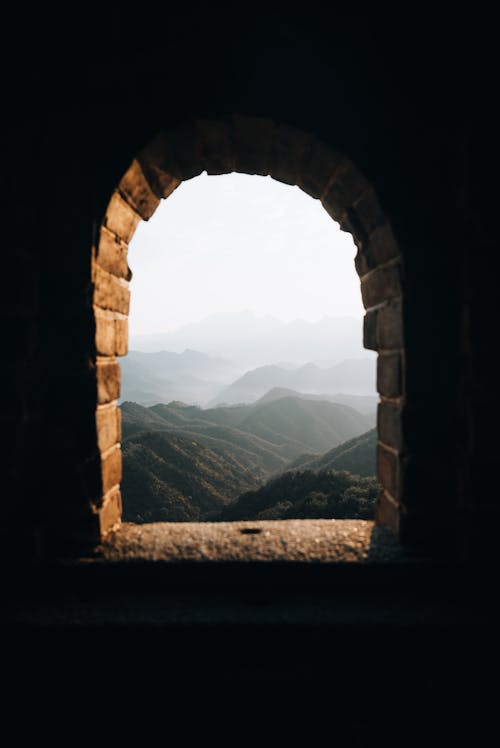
<box><xmin>96</xmin><ymin>403</ymin><xmax>121</xmax><ymax>452</ymax></box>
<box><xmin>375</xmin><ymin>491</ymin><xmax>400</xmax><ymax>535</ymax></box>
<box><xmin>363</xmin><ymin>308</ymin><xmax>378</xmax><ymax>350</ymax></box>
<box><xmin>232</xmin><ymin>115</ymin><xmax>274</xmax><ymax>176</ymax></box>
<box><xmin>93</xmin><ymin>264</ymin><xmax>130</xmax><ymax>314</ymax></box>
<box><xmin>72</xmin><ymin>488</ymin><xmax>121</xmax><ymax>545</ymax></box>
<box><xmin>361</xmin><ymin>262</ymin><xmax>402</xmax><ymax>309</ymax></box>
<box><xmin>377</xmin><ymin>443</ymin><xmax>399</xmax><ymax>498</ymax></box>
<box><xmin>97</xmin><ymin>358</ymin><xmax>120</xmax><ymax>403</ymax></box>
<box><xmin>269</xmin><ymin>124</ymin><xmax>313</xmax><ymax>186</ymax></box>
<box><xmin>116</xmin><ymin>406</ymin><xmax>122</xmax><ymax>442</ymax></box>
<box><xmin>367</xmin><ymin>223</ymin><xmax>400</xmax><ymax>266</ymax></box>
<box><xmin>95</xmin><ymin>309</ymin><xmax>115</xmax><ymax>356</ymax></box>
<box><xmin>98</xmin><ymin>487</ymin><xmax>122</xmax><ymax>536</ymax></box>
<box><xmin>143</xmin><ymin>166</ymin><xmax>181</xmax><ymax>199</ymax></box>
<box><xmin>377</xmin><ymin>351</ymin><xmax>403</xmax><ymax>397</ymax></box>
<box><xmin>94</xmin><ymin>309</ymin><xmax>128</xmax><ymax>356</ymax></box>
<box><xmin>377</xmin><ymin>297</ymin><xmax>404</xmax><ymax>349</ymax></box>
<box><xmin>336</xmin><ymin>207</ymin><xmax>368</xmax><ymax>246</ymax></box>
<box><xmin>351</xmin><ymin>188</ymin><xmax>385</xmax><ymax>236</ymax></box>
<box><xmin>104</xmin><ymin>191</ymin><xmax>141</xmax><ymax>243</ymax></box>
<box><xmin>197</xmin><ymin>119</ymin><xmax>235</xmax><ymax>175</ymax></box>
<box><xmin>119</xmin><ymin>158</ymin><xmax>160</xmax><ymax>220</ymax></box>
<box><xmin>101</xmin><ymin>444</ymin><xmax>122</xmax><ymax>493</ymax></box>
<box><xmin>321</xmin><ymin>159</ymin><xmax>370</xmax><ymax>222</ymax></box>
<box><xmin>139</xmin><ymin>128</ymin><xmax>203</xmax><ymax>186</ymax></box>
<box><xmin>96</xmin><ymin>227</ymin><xmax>130</xmax><ymax>279</ymax></box>
<box><xmin>355</xmin><ymin>247</ymin><xmax>370</xmax><ymax>277</ymax></box>
<box><xmin>299</xmin><ymin>140</ymin><xmax>341</xmax><ymax>200</ymax></box>
<box><xmin>115</xmin><ymin>316</ymin><xmax>128</xmax><ymax>356</ymax></box>
<box><xmin>355</xmin><ymin>223</ymin><xmax>401</xmax><ymax>276</ymax></box>
<box><xmin>378</xmin><ymin>402</ymin><xmax>404</xmax><ymax>451</ymax></box>
<box><xmin>167</xmin><ymin>126</ymin><xmax>204</xmax><ymax>181</ymax></box>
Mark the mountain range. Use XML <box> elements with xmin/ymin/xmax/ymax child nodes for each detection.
<box><xmin>130</xmin><ymin>311</ymin><xmax>372</xmax><ymax>369</ymax></box>
<box><xmin>121</xmin><ymin>395</ymin><xmax>373</xmax><ymax>460</ymax></box>
<box><xmin>119</xmin><ymin>313</ymin><xmax>378</xmax><ymax>522</ymax></box>
<box><xmin>120</xmin><ymin>349</ymin><xmax>376</xmax><ymax>408</ymax></box>
<box><xmin>120</xmin><ymin>393</ymin><xmax>377</xmax><ymax>522</ymax></box>
<box><xmin>209</xmin><ymin>358</ymin><xmax>376</xmax><ymax>406</ymax></box>
<box><xmin>122</xmin><ymin>430</ymin><xmax>264</xmax><ymax>522</ymax></box>
<box><xmin>255</xmin><ymin>388</ymin><xmax>377</xmax><ymax>414</ymax></box>
<box><xmin>289</xmin><ymin>428</ymin><xmax>377</xmax><ymax>476</ymax></box>
<box><xmin>119</xmin><ymin>349</ymin><xmax>239</xmax><ymax>406</ymax></box>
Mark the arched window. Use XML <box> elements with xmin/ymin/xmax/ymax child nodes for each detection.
<box><xmin>90</xmin><ymin>117</ymin><xmax>404</xmax><ymax>548</ymax></box>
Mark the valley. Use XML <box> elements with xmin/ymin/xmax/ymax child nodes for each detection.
<box><xmin>121</xmin><ymin>396</ymin><xmax>378</xmax><ymax>523</ymax></box>
<box><xmin>119</xmin><ymin>315</ymin><xmax>379</xmax><ymax>524</ymax></box>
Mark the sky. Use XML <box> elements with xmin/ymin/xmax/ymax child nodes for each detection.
<box><xmin>128</xmin><ymin>172</ymin><xmax>362</xmax><ymax>336</ymax></box>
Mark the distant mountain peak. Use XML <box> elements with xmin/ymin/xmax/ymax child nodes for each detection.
<box><xmin>129</xmin><ymin>314</ymin><xmax>373</xmax><ymax>370</ymax></box>
<box><xmin>209</xmin><ymin>358</ymin><xmax>376</xmax><ymax>407</ymax></box>
<box><xmin>298</xmin><ymin>362</ymin><xmax>320</xmax><ymax>372</ymax></box>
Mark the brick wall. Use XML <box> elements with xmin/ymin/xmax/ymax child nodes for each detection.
<box><xmin>2</xmin><ymin>12</ymin><xmax>487</xmax><ymax>558</ymax></box>
<box><xmin>91</xmin><ymin>118</ymin><xmax>406</xmax><ymax>541</ymax></box>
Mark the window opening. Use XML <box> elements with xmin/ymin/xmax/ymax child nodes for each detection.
<box><xmin>121</xmin><ymin>173</ymin><xmax>377</xmax><ymax>526</ymax></box>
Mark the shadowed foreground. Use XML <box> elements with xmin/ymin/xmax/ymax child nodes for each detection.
<box><xmin>4</xmin><ymin>520</ymin><xmax>497</xmax><ymax>736</ymax></box>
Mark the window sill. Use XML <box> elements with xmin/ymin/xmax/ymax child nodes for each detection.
<box><xmin>95</xmin><ymin>518</ymin><xmax>404</xmax><ymax>564</ymax></box>
<box><xmin>7</xmin><ymin>519</ymin><xmax>494</xmax><ymax>632</ymax></box>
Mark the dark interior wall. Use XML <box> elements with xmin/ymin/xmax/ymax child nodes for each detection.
<box><xmin>2</xmin><ymin>10</ymin><xmax>495</xmax><ymax>557</ymax></box>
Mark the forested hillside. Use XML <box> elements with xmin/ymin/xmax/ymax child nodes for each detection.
<box><xmin>289</xmin><ymin>429</ymin><xmax>377</xmax><ymax>477</ymax></box>
<box><xmin>218</xmin><ymin>469</ymin><xmax>379</xmax><ymax>521</ymax></box>
<box><xmin>122</xmin><ymin>431</ymin><xmax>265</xmax><ymax>522</ymax></box>
<box><xmin>120</xmin><ymin>395</ymin><xmax>378</xmax><ymax>523</ymax></box>
<box><xmin>121</xmin><ymin>397</ymin><xmax>373</xmax><ymax>457</ymax></box>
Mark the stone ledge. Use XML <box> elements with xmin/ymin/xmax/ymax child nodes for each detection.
<box><xmin>96</xmin><ymin>519</ymin><xmax>405</xmax><ymax>564</ymax></box>
<box><xmin>4</xmin><ymin>520</ymin><xmax>494</xmax><ymax>631</ymax></box>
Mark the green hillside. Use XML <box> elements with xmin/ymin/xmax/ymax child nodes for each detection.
<box><xmin>119</xmin><ymin>401</ymin><xmax>179</xmax><ymax>437</ymax></box>
<box><xmin>255</xmin><ymin>387</ymin><xmax>378</xmax><ymax>415</ymax></box>
<box><xmin>210</xmin><ymin>358</ymin><xmax>376</xmax><ymax>406</ymax></box>
<box><xmin>152</xmin><ymin>401</ymin><xmax>251</xmax><ymax>430</ymax></box>
<box><xmin>289</xmin><ymin>428</ymin><xmax>377</xmax><ymax>477</ymax></box>
<box><xmin>238</xmin><ymin>396</ymin><xmax>370</xmax><ymax>453</ymax></box>
<box><xmin>120</xmin><ymin>397</ymin><xmax>376</xmax><ymax>523</ymax></box>
<box><xmin>121</xmin><ymin>401</ymin><xmax>292</xmax><ymax>471</ymax></box>
<box><xmin>121</xmin><ymin>396</ymin><xmax>371</xmax><ymax>457</ymax></box>
<box><xmin>122</xmin><ymin>431</ymin><xmax>264</xmax><ymax>522</ymax></box>
<box><xmin>218</xmin><ymin>469</ymin><xmax>379</xmax><ymax>521</ymax></box>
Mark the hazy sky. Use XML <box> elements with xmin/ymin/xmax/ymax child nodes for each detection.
<box><xmin>128</xmin><ymin>173</ymin><xmax>362</xmax><ymax>336</ymax></box>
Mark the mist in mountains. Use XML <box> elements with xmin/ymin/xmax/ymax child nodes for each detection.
<box><xmin>130</xmin><ymin>311</ymin><xmax>372</xmax><ymax>370</ymax></box>
<box><xmin>289</xmin><ymin>428</ymin><xmax>377</xmax><ymax>476</ymax></box>
<box><xmin>210</xmin><ymin>358</ymin><xmax>376</xmax><ymax>406</ymax></box>
<box><xmin>121</xmin><ymin>397</ymin><xmax>374</xmax><ymax>465</ymax></box>
<box><xmin>120</xmin><ymin>349</ymin><xmax>239</xmax><ymax>406</ymax></box>
<box><xmin>121</xmin><ymin>351</ymin><xmax>376</xmax><ymax>408</ymax></box>
<box><xmin>121</xmin><ymin>313</ymin><xmax>376</xmax><ymax>407</ymax></box>
<box><xmin>119</xmin><ymin>311</ymin><xmax>378</xmax><ymax>523</ymax></box>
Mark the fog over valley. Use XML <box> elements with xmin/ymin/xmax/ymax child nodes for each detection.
<box><xmin>130</xmin><ymin>310</ymin><xmax>371</xmax><ymax>370</ymax></box>
<box><xmin>119</xmin><ymin>311</ymin><xmax>378</xmax><ymax>524</ymax></box>
<box><xmin>123</xmin><ymin>311</ymin><xmax>376</xmax><ymax>407</ymax></box>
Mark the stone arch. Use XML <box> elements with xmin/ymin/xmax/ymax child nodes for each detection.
<box><xmin>90</xmin><ymin>116</ymin><xmax>405</xmax><ymax>544</ymax></box>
